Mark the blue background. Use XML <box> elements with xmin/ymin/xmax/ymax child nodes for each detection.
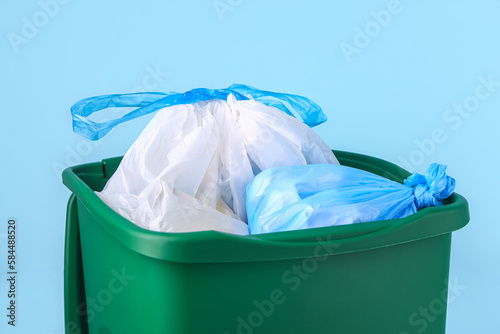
<box><xmin>1</xmin><ymin>0</ymin><xmax>498</xmax><ymax>333</ymax></box>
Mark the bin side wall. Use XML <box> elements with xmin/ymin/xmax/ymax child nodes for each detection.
<box><xmin>76</xmin><ymin>199</ymin><xmax>452</xmax><ymax>334</ymax></box>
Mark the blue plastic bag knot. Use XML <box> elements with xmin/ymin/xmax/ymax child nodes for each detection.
<box><xmin>404</xmin><ymin>163</ymin><xmax>456</xmax><ymax>210</ymax></box>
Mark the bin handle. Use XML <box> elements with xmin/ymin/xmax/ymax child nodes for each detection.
<box><xmin>238</xmin><ymin>215</ymin><xmax>440</xmax><ymax>259</ymax></box>
<box><xmin>253</xmin><ymin>222</ymin><xmax>398</xmax><ymax>247</ymax></box>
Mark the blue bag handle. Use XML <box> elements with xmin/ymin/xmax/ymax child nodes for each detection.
<box><xmin>71</xmin><ymin>84</ymin><xmax>327</xmax><ymax>141</ymax></box>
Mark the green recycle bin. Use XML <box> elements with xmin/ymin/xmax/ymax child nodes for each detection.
<box><xmin>62</xmin><ymin>150</ymin><xmax>469</xmax><ymax>334</ymax></box>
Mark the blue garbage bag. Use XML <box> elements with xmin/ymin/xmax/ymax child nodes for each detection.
<box><xmin>246</xmin><ymin>163</ymin><xmax>455</xmax><ymax>234</ymax></box>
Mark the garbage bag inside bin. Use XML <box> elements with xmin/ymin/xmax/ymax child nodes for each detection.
<box><xmin>70</xmin><ymin>84</ymin><xmax>339</xmax><ymax>235</ymax></box>
<box><xmin>247</xmin><ymin>163</ymin><xmax>456</xmax><ymax>234</ymax></box>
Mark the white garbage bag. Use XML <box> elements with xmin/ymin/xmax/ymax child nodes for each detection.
<box><xmin>71</xmin><ymin>85</ymin><xmax>339</xmax><ymax>234</ymax></box>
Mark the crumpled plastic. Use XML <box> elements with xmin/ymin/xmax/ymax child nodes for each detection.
<box><xmin>246</xmin><ymin>163</ymin><xmax>455</xmax><ymax>234</ymax></box>
<box><xmin>93</xmin><ymin>94</ymin><xmax>338</xmax><ymax>234</ymax></box>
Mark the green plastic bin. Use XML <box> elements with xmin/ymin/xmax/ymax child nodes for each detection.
<box><xmin>62</xmin><ymin>150</ymin><xmax>469</xmax><ymax>334</ymax></box>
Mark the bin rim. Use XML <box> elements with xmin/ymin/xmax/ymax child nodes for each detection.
<box><xmin>62</xmin><ymin>150</ymin><xmax>470</xmax><ymax>263</ymax></box>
